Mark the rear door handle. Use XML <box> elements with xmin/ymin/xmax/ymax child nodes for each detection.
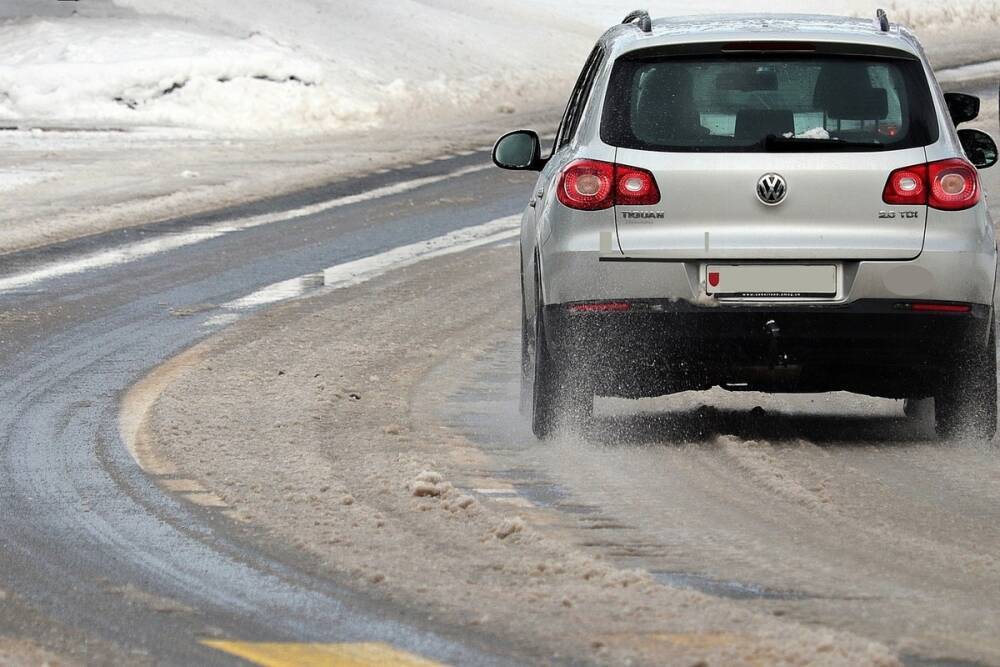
<box><xmin>529</xmin><ymin>189</ymin><xmax>544</xmax><ymax>208</ymax></box>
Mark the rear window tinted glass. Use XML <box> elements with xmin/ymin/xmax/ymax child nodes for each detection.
<box><xmin>601</xmin><ymin>54</ymin><xmax>938</xmax><ymax>152</ymax></box>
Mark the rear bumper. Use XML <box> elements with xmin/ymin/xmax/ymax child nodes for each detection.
<box><xmin>543</xmin><ymin>299</ymin><xmax>992</xmax><ymax>398</ymax></box>
<box><xmin>542</xmin><ymin>249</ymin><xmax>998</xmax><ymax>307</ymax></box>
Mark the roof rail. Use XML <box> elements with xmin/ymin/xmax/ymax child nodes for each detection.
<box><xmin>622</xmin><ymin>9</ymin><xmax>652</xmax><ymax>34</ymax></box>
<box><xmin>876</xmin><ymin>8</ymin><xmax>890</xmax><ymax>32</ymax></box>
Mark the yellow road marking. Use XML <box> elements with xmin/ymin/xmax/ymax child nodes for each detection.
<box><xmin>161</xmin><ymin>478</ymin><xmax>205</xmax><ymax>493</ymax></box>
<box><xmin>202</xmin><ymin>641</ymin><xmax>445</xmax><ymax>667</ymax></box>
<box><xmin>182</xmin><ymin>491</ymin><xmax>229</xmax><ymax>508</ymax></box>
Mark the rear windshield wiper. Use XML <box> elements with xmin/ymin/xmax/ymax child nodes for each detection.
<box><xmin>762</xmin><ymin>134</ymin><xmax>883</xmax><ymax>152</ymax></box>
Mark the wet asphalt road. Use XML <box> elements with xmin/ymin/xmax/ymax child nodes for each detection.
<box><xmin>0</xmin><ymin>151</ymin><xmax>536</xmax><ymax>665</ymax></box>
<box><xmin>1</xmin><ymin>75</ymin><xmax>1000</xmax><ymax>664</ymax></box>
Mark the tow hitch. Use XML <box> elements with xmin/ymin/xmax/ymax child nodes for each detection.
<box><xmin>765</xmin><ymin>319</ymin><xmax>790</xmax><ymax>368</ymax></box>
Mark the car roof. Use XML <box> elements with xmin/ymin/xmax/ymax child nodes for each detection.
<box><xmin>600</xmin><ymin>13</ymin><xmax>925</xmax><ymax>60</ymax></box>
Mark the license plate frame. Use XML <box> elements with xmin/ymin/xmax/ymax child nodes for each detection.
<box><xmin>705</xmin><ymin>264</ymin><xmax>839</xmax><ymax>299</ymax></box>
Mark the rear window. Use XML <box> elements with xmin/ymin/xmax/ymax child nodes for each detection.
<box><xmin>601</xmin><ymin>53</ymin><xmax>939</xmax><ymax>152</ymax></box>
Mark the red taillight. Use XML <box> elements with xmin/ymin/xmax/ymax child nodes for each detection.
<box><xmin>883</xmin><ymin>164</ymin><xmax>927</xmax><ymax>205</ymax></box>
<box><xmin>721</xmin><ymin>41</ymin><xmax>816</xmax><ymax>52</ymax></box>
<box><xmin>883</xmin><ymin>159</ymin><xmax>980</xmax><ymax>211</ymax></box>
<box><xmin>568</xmin><ymin>301</ymin><xmax>631</xmax><ymax>314</ymax></box>
<box><xmin>928</xmin><ymin>159</ymin><xmax>980</xmax><ymax>210</ymax></box>
<box><xmin>616</xmin><ymin>165</ymin><xmax>660</xmax><ymax>206</ymax></box>
<box><xmin>559</xmin><ymin>159</ymin><xmax>614</xmax><ymax>210</ymax></box>
<box><xmin>911</xmin><ymin>303</ymin><xmax>972</xmax><ymax>314</ymax></box>
<box><xmin>557</xmin><ymin>159</ymin><xmax>660</xmax><ymax>211</ymax></box>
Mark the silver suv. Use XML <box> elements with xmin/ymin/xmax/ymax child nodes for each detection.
<box><xmin>493</xmin><ymin>10</ymin><xmax>1000</xmax><ymax>440</ymax></box>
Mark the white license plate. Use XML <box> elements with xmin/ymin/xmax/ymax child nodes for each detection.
<box><xmin>705</xmin><ymin>264</ymin><xmax>838</xmax><ymax>298</ymax></box>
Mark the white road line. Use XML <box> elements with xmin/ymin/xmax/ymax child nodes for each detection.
<box><xmin>0</xmin><ymin>163</ymin><xmax>491</xmax><ymax>294</ymax></box>
<box><xmin>223</xmin><ymin>215</ymin><xmax>520</xmax><ymax>311</ymax></box>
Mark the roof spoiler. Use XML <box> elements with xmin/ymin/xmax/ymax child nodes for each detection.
<box><xmin>622</xmin><ymin>9</ymin><xmax>652</xmax><ymax>34</ymax></box>
<box><xmin>876</xmin><ymin>8</ymin><xmax>890</xmax><ymax>32</ymax></box>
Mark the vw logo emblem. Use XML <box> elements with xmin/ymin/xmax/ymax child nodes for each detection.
<box><xmin>756</xmin><ymin>173</ymin><xmax>788</xmax><ymax>206</ymax></box>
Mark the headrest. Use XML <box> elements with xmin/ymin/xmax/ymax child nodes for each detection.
<box><xmin>814</xmin><ymin>63</ymin><xmax>871</xmax><ymax>107</ymax></box>
<box><xmin>813</xmin><ymin>62</ymin><xmax>889</xmax><ymax>119</ymax></box>
<box><xmin>825</xmin><ymin>88</ymin><xmax>889</xmax><ymax>120</ymax></box>
<box><xmin>633</xmin><ymin>66</ymin><xmax>702</xmax><ymax>143</ymax></box>
<box><xmin>734</xmin><ymin>109</ymin><xmax>795</xmax><ymax>141</ymax></box>
<box><xmin>637</xmin><ymin>67</ymin><xmax>694</xmax><ymax>109</ymax></box>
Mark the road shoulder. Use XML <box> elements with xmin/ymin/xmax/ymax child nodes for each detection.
<box><xmin>135</xmin><ymin>244</ymin><xmax>899</xmax><ymax>666</ymax></box>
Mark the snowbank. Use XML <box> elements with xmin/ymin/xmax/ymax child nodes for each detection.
<box><xmin>0</xmin><ymin>1</ymin><xmax>996</xmax><ymax>135</ymax></box>
<box><xmin>0</xmin><ymin>1</ymin><xmax>589</xmax><ymax>135</ymax></box>
<box><xmin>0</xmin><ymin>19</ymin><xmax>380</xmax><ymax>134</ymax></box>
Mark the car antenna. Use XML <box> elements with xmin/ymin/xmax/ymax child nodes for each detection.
<box><xmin>622</xmin><ymin>9</ymin><xmax>652</xmax><ymax>33</ymax></box>
<box><xmin>876</xmin><ymin>8</ymin><xmax>890</xmax><ymax>32</ymax></box>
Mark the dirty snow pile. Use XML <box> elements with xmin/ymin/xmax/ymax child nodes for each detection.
<box><xmin>0</xmin><ymin>0</ymin><xmax>587</xmax><ymax>135</ymax></box>
<box><xmin>0</xmin><ymin>19</ymin><xmax>377</xmax><ymax>134</ymax></box>
<box><xmin>0</xmin><ymin>0</ymin><xmax>997</xmax><ymax>135</ymax></box>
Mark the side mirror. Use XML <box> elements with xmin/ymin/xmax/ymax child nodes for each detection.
<box><xmin>959</xmin><ymin>128</ymin><xmax>998</xmax><ymax>169</ymax></box>
<box><xmin>493</xmin><ymin>130</ymin><xmax>544</xmax><ymax>171</ymax></box>
<box><xmin>944</xmin><ymin>92</ymin><xmax>980</xmax><ymax>126</ymax></box>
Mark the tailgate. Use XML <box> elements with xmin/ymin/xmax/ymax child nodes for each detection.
<box><xmin>615</xmin><ymin>147</ymin><xmax>928</xmax><ymax>260</ymax></box>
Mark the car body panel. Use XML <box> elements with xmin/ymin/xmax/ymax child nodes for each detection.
<box><xmin>613</xmin><ymin>147</ymin><xmax>930</xmax><ymax>260</ymax></box>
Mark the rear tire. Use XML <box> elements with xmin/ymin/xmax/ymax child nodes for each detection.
<box><xmin>519</xmin><ymin>287</ymin><xmax>532</xmax><ymax>417</ymax></box>
<box><xmin>935</xmin><ymin>325</ymin><xmax>997</xmax><ymax>440</ymax></box>
<box><xmin>531</xmin><ymin>313</ymin><xmax>558</xmax><ymax>439</ymax></box>
<box><xmin>903</xmin><ymin>397</ymin><xmax>933</xmax><ymax>421</ymax></box>
<box><xmin>531</xmin><ymin>298</ymin><xmax>593</xmax><ymax>440</ymax></box>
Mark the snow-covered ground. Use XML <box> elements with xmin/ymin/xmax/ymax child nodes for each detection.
<box><xmin>1</xmin><ymin>1</ymin><xmax>998</xmax><ymax>254</ymax></box>
<box><xmin>3</xmin><ymin>0</ymin><xmax>999</xmax><ymax>136</ymax></box>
